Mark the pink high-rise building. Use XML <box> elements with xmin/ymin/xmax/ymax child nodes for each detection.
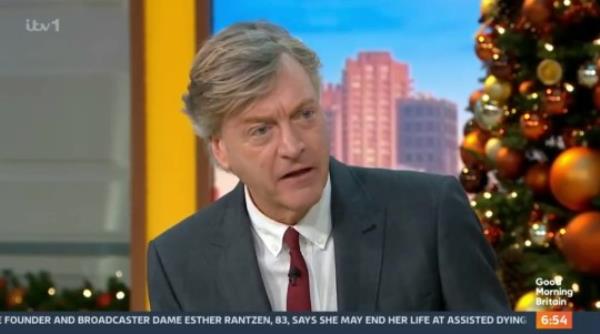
<box><xmin>341</xmin><ymin>52</ymin><xmax>411</xmax><ymax>168</ymax></box>
<box><xmin>321</xmin><ymin>83</ymin><xmax>343</xmax><ymax>160</ymax></box>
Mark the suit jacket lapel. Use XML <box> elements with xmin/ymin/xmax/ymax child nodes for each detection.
<box><xmin>214</xmin><ymin>183</ymin><xmax>272</xmax><ymax>312</ymax></box>
<box><xmin>209</xmin><ymin>158</ymin><xmax>385</xmax><ymax>312</ymax></box>
<box><xmin>330</xmin><ymin>158</ymin><xmax>386</xmax><ymax>311</ymax></box>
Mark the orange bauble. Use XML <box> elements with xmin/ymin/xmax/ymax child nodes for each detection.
<box><xmin>550</xmin><ymin>147</ymin><xmax>600</xmax><ymax>211</ymax></box>
<box><xmin>460</xmin><ymin>166</ymin><xmax>488</xmax><ymax>193</ymax></box>
<box><xmin>469</xmin><ymin>90</ymin><xmax>484</xmax><ymax>110</ymax></box>
<box><xmin>520</xmin><ymin>112</ymin><xmax>551</xmax><ymax>140</ymax></box>
<box><xmin>490</xmin><ymin>58</ymin><xmax>513</xmax><ymax>81</ymax></box>
<box><xmin>475</xmin><ymin>33</ymin><xmax>496</xmax><ymax>62</ymax></box>
<box><xmin>541</xmin><ymin>87</ymin><xmax>569</xmax><ymax>115</ymax></box>
<box><xmin>519</xmin><ymin>80</ymin><xmax>536</xmax><ymax>95</ymax></box>
<box><xmin>7</xmin><ymin>287</ymin><xmax>26</xmax><ymax>308</ymax></box>
<box><xmin>522</xmin><ymin>0</ymin><xmax>552</xmax><ymax>26</ymax></box>
<box><xmin>558</xmin><ymin>1</ymin><xmax>600</xmax><ymax>24</ymax></box>
<box><xmin>463</xmin><ymin>118</ymin><xmax>481</xmax><ymax>135</ymax></box>
<box><xmin>461</xmin><ymin>131</ymin><xmax>488</xmax><ymax>168</ymax></box>
<box><xmin>496</xmin><ymin>147</ymin><xmax>525</xmax><ymax>180</ymax></box>
<box><xmin>562</xmin><ymin>127</ymin><xmax>585</xmax><ymax>148</ymax></box>
<box><xmin>557</xmin><ymin>211</ymin><xmax>600</xmax><ymax>275</ymax></box>
<box><xmin>594</xmin><ymin>84</ymin><xmax>600</xmax><ymax>110</ymax></box>
<box><xmin>525</xmin><ymin>163</ymin><xmax>550</xmax><ymax>196</ymax></box>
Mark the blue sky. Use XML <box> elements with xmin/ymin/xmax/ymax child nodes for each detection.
<box><xmin>213</xmin><ymin>0</ymin><xmax>483</xmax><ymax>130</ymax></box>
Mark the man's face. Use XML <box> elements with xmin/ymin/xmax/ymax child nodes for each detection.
<box><xmin>211</xmin><ymin>54</ymin><xmax>330</xmax><ymax>223</ymax></box>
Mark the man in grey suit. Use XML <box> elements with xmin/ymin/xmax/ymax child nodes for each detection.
<box><xmin>147</xmin><ymin>21</ymin><xmax>509</xmax><ymax>312</ymax></box>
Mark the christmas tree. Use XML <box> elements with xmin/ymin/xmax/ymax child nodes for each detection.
<box><xmin>461</xmin><ymin>0</ymin><xmax>600</xmax><ymax>311</ymax></box>
<box><xmin>0</xmin><ymin>270</ymin><xmax>130</xmax><ymax>311</ymax></box>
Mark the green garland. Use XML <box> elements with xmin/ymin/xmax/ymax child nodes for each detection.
<box><xmin>0</xmin><ymin>270</ymin><xmax>129</xmax><ymax>311</ymax></box>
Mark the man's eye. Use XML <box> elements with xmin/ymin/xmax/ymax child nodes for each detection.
<box><xmin>300</xmin><ymin>109</ymin><xmax>315</xmax><ymax>119</ymax></box>
<box><xmin>250</xmin><ymin>125</ymin><xmax>270</xmax><ymax>136</ymax></box>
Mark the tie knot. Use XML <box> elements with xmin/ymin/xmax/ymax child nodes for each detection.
<box><xmin>283</xmin><ymin>227</ymin><xmax>300</xmax><ymax>251</ymax></box>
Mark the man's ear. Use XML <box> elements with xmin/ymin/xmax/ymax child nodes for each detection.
<box><xmin>210</xmin><ymin>136</ymin><xmax>231</xmax><ymax>171</ymax></box>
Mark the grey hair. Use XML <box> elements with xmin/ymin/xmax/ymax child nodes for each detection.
<box><xmin>182</xmin><ymin>21</ymin><xmax>321</xmax><ymax>155</ymax></box>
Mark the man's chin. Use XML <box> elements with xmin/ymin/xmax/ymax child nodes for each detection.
<box><xmin>279</xmin><ymin>191</ymin><xmax>321</xmax><ymax>213</ymax></box>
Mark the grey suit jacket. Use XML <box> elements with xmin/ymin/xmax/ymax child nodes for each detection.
<box><xmin>148</xmin><ymin>158</ymin><xmax>509</xmax><ymax>311</ymax></box>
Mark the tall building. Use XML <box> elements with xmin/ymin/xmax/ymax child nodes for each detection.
<box><xmin>321</xmin><ymin>83</ymin><xmax>343</xmax><ymax>160</ymax></box>
<box><xmin>396</xmin><ymin>94</ymin><xmax>459</xmax><ymax>175</ymax></box>
<box><xmin>341</xmin><ymin>52</ymin><xmax>411</xmax><ymax>168</ymax></box>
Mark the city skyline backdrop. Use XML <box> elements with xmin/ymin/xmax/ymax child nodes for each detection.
<box><xmin>321</xmin><ymin>51</ymin><xmax>458</xmax><ymax>174</ymax></box>
<box><xmin>211</xmin><ymin>0</ymin><xmax>480</xmax><ymax>196</ymax></box>
<box><xmin>213</xmin><ymin>0</ymin><xmax>482</xmax><ymax>132</ymax></box>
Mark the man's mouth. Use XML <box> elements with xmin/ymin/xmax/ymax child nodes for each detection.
<box><xmin>281</xmin><ymin>167</ymin><xmax>313</xmax><ymax>179</ymax></box>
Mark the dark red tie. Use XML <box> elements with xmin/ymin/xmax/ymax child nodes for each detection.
<box><xmin>283</xmin><ymin>227</ymin><xmax>311</xmax><ymax>311</ymax></box>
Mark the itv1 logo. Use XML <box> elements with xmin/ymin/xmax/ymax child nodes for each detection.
<box><xmin>25</xmin><ymin>18</ymin><xmax>60</xmax><ymax>32</ymax></box>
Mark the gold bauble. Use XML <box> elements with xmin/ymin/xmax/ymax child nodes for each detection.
<box><xmin>484</xmin><ymin>75</ymin><xmax>512</xmax><ymax>102</ymax></box>
<box><xmin>485</xmin><ymin>137</ymin><xmax>502</xmax><ymax>162</ymax></box>
<box><xmin>515</xmin><ymin>291</ymin><xmax>547</xmax><ymax>311</ymax></box>
<box><xmin>537</xmin><ymin>59</ymin><xmax>563</xmax><ymax>86</ymax></box>
<box><xmin>481</xmin><ymin>0</ymin><xmax>498</xmax><ymax>18</ymax></box>
<box><xmin>461</xmin><ymin>131</ymin><xmax>488</xmax><ymax>168</ymax></box>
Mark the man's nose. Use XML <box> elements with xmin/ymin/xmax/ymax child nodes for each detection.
<box><xmin>278</xmin><ymin>123</ymin><xmax>305</xmax><ymax>159</ymax></box>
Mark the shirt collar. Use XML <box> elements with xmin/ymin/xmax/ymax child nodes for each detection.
<box><xmin>244</xmin><ymin>173</ymin><xmax>332</xmax><ymax>256</ymax></box>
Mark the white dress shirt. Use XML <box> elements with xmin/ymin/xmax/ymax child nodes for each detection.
<box><xmin>244</xmin><ymin>175</ymin><xmax>338</xmax><ymax>311</ymax></box>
